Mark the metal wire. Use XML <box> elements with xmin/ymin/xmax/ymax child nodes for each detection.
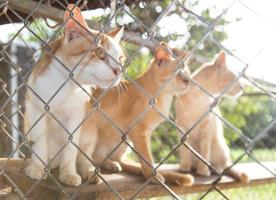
<box><xmin>0</xmin><ymin>0</ymin><xmax>275</xmax><ymax>200</ymax></box>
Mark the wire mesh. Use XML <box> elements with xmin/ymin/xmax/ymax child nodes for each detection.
<box><xmin>0</xmin><ymin>0</ymin><xmax>275</xmax><ymax>200</ymax></box>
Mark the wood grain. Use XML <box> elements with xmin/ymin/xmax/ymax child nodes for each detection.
<box><xmin>0</xmin><ymin>158</ymin><xmax>275</xmax><ymax>199</ymax></box>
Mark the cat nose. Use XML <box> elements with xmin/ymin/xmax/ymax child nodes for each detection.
<box><xmin>112</xmin><ymin>68</ymin><xmax>121</xmax><ymax>76</ymax></box>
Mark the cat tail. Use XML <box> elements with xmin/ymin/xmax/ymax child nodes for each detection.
<box><xmin>161</xmin><ymin>171</ymin><xmax>194</xmax><ymax>186</ymax></box>
<box><xmin>120</xmin><ymin>161</ymin><xmax>194</xmax><ymax>186</ymax></box>
<box><xmin>226</xmin><ymin>167</ymin><xmax>249</xmax><ymax>183</ymax></box>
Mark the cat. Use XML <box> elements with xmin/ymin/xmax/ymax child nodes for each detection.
<box><xmin>175</xmin><ymin>52</ymin><xmax>249</xmax><ymax>183</ymax></box>
<box><xmin>79</xmin><ymin>43</ymin><xmax>194</xmax><ymax>186</ymax></box>
<box><xmin>24</xmin><ymin>4</ymin><xmax>124</xmax><ymax>186</ymax></box>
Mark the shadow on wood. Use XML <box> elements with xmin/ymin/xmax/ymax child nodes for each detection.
<box><xmin>0</xmin><ymin>158</ymin><xmax>276</xmax><ymax>200</ymax></box>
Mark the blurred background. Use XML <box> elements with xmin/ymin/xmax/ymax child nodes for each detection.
<box><xmin>0</xmin><ymin>0</ymin><xmax>275</xmax><ymax>199</ymax></box>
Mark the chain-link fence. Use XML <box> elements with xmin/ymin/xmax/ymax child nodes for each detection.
<box><xmin>0</xmin><ymin>0</ymin><xmax>276</xmax><ymax>199</ymax></box>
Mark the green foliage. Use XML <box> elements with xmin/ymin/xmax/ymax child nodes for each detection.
<box><xmin>230</xmin><ymin>148</ymin><xmax>276</xmax><ymax>162</ymax></box>
<box><xmin>27</xmin><ymin>19</ymin><xmax>58</xmax><ymax>42</ymax></box>
<box><xmin>220</xmin><ymin>86</ymin><xmax>276</xmax><ymax>148</ymax></box>
<box><xmin>151</xmin><ymin>123</ymin><xmax>179</xmax><ymax>163</ymax></box>
<box><xmin>124</xmin><ymin>43</ymin><xmax>151</xmax><ymax>79</ymax></box>
<box><xmin>183</xmin><ymin>183</ymin><xmax>276</xmax><ymax>200</ymax></box>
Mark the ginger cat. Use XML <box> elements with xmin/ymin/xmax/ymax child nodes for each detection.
<box><xmin>24</xmin><ymin>4</ymin><xmax>124</xmax><ymax>186</ymax></box>
<box><xmin>175</xmin><ymin>52</ymin><xmax>249</xmax><ymax>183</ymax></box>
<box><xmin>79</xmin><ymin>43</ymin><xmax>194</xmax><ymax>186</ymax></box>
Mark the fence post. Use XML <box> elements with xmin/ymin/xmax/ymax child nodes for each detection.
<box><xmin>0</xmin><ymin>44</ymin><xmax>12</xmax><ymax>157</ymax></box>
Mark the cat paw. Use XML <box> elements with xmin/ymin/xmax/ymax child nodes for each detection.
<box><xmin>59</xmin><ymin>172</ymin><xmax>81</xmax><ymax>186</ymax></box>
<box><xmin>196</xmin><ymin>166</ymin><xmax>211</xmax><ymax>176</ymax></box>
<box><xmin>215</xmin><ymin>167</ymin><xmax>224</xmax><ymax>173</ymax></box>
<box><xmin>88</xmin><ymin>175</ymin><xmax>101</xmax><ymax>184</ymax></box>
<box><xmin>80</xmin><ymin>169</ymin><xmax>101</xmax><ymax>184</ymax></box>
<box><xmin>25</xmin><ymin>163</ymin><xmax>47</xmax><ymax>180</ymax></box>
<box><xmin>148</xmin><ymin>172</ymin><xmax>165</xmax><ymax>184</ymax></box>
<box><xmin>104</xmin><ymin>161</ymin><xmax>122</xmax><ymax>173</ymax></box>
<box><xmin>239</xmin><ymin>172</ymin><xmax>249</xmax><ymax>183</ymax></box>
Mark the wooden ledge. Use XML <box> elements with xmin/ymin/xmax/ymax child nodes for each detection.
<box><xmin>0</xmin><ymin>181</ymin><xmax>12</xmax><ymax>197</ymax></box>
<box><xmin>0</xmin><ymin>158</ymin><xmax>276</xmax><ymax>200</ymax></box>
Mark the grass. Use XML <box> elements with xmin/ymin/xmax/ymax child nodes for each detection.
<box><xmin>230</xmin><ymin>148</ymin><xmax>276</xmax><ymax>163</ymax></box>
<box><xmin>150</xmin><ymin>184</ymin><xmax>276</xmax><ymax>200</ymax></box>
<box><xmin>144</xmin><ymin>149</ymin><xmax>276</xmax><ymax>200</ymax></box>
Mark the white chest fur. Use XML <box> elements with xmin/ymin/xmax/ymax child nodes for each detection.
<box><xmin>25</xmin><ymin>56</ymin><xmax>91</xmax><ymax>186</ymax></box>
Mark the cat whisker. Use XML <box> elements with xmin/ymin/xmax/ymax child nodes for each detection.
<box><xmin>121</xmin><ymin>81</ymin><xmax>128</xmax><ymax>92</ymax></box>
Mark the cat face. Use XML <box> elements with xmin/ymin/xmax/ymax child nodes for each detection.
<box><xmin>60</xmin><ymin>5</ymin><xmax>124</xmax><ymax>88</ymax></box>
<box><xmin>200</xmin><ymin>52</ymin><xmax>243</xmax><ymax>97</ymax></box>
<box><xmin>152</xmin><ymin>43</ymin><xmax>190</xmax><ymax>94</ymax></box>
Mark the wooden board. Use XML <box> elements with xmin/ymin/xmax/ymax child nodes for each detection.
<box><xmin>0</xmin><ymin>181</ymin><xmax>12</xmax><ymax>196</ymax></box>
<box><xmin>0</xmin><ymin>158</ymin><xmax>276</xmax><ymax>200</ymax></box>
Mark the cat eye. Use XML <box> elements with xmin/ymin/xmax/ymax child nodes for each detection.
<box><xmin>95</xmin><ymin>47</ymin><xmax>105</xmax><ymax>60</ymax></box>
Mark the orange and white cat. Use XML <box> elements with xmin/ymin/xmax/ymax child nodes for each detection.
<box><xmin>79</xmin><ymin>43</ymin><xmax>194</xmax><ymax>185</ymax></box>
<box><xmin>175</xmin><ymin>52</ymin><xmax>249</xmax><ymax>183</ymax></box>
<box><xmin>24</xmin><ymin>4</ymin><xmax>124</xmax><ymax>186</ymax></box>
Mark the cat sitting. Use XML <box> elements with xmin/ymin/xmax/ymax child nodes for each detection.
<box><xmin>79</xmin><ymin>43</ymin><xmax>194</xmax><ymax>185</ymax></box>
<box><xmin>175</xmin><ymin>52</ymin><xmax>249</xmax><ymax>183</ymax></box>
<box><xmin>24</xmin><ymin>4</ymin><xmax>124</xmax><ymax>186</ymax></box>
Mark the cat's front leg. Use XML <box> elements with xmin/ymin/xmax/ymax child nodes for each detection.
<box><xmin>58</xmin><ymin>128</ymin><xmax>82</xmax><ymax>186</ymax></box>
<box><xmin>25</xmin><ymin>104</ymin><xmax>48</xmax><ymax>180</ymax></box>
<box><xmin>130</xmin><ymin>129</ymin><xmax>165</xmax><ymax>184</ymax></box>
<box><xmin>196</xmin><ymin>127</ymin><xmax>212</xmax><ymax>176</ymax></box>
<box><xmin>77</xmin><ymin>127</ymin><xmax>100</xmax><ymax>184</ymax></box>
<box><xmin>176</xmin><ymin>117</ymin><xmax>193</xmax><ymax>172</ymax></box>
<box><xmin>25</xmin><ymin>130</ymin><xmax>48</xmax><ymax>180</ymax></box>
<box><xmin>179</xmin><ymin>143</ymin><xmax>192</xmax><ymax>172</ymax></box>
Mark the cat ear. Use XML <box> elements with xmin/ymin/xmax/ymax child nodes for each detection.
<box><xmin>64</xmin><ymin>4</ymin><xmax>89</xmax><ymax>43</ymax></box>
<box><xmin>155</xmin><ymin>43</ymin><xmax>171</xmax><ymax>62</ymax></box>
<box><xmin>107</xmin><ymin>27</ymin><xmax>124</xmax><ymax>42</ymax></box>
<box><xmin>214</xmin><ymin>51</ymin><xmax>226</xmax><ymax>68</ymax></box>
